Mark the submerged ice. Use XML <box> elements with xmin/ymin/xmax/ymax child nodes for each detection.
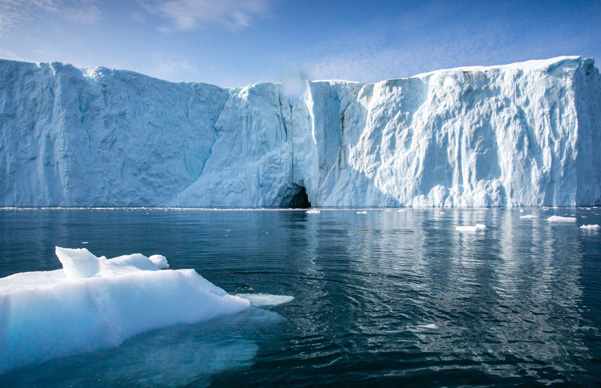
<box><xmin>0</xmin><ymin>248</ymin><xmax>250</xmax><ymax>374</ymax></box>
<box><xmin>0</xmin><ymin>56</ymin><xmax>600</xmax><ymax>207</ymax></box>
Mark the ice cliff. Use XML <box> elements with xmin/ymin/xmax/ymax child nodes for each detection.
<box><xmin>1</xmin><ymin>56</ymin><xmax>600</xmax><ymax>207</ymax></box>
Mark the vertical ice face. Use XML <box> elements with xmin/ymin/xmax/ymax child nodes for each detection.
<box><xmin>0</xmin><ymin>56</ymin><xmax>599</xmax><ymax>207</ymax></box>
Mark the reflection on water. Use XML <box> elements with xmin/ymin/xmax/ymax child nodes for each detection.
<box><xmin>0</xmin><ymin>208</ymin><xmax>601</xmax><ymax>386</ymax></box>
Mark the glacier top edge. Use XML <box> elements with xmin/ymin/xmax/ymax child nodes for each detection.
<box><xmin>0</xmin><ymin>55</ymin><xmax>591</xmax><ymax>90</ymax></box>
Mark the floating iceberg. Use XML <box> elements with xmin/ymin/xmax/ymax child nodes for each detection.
<box><xmin>456</xmin><ymin>224</ymin><xmax>488</xmax><ymax>233</ymax></box>
<box><xmin>520</xmin><ymin>215</ymin><xmax>537</xmax><ymax>219</ymax></box>
<box><xmin>547</xmin><ymin>216</ymin><xmax>577</xmax><ymax>223</ymax></box>
<box><xmin>580</xmin><ymin>224</ymin><xmax>601</xmax><ymax>230</ymax></box>
<box><xmin>0</xmin><ymin>56</ymin><xmax>600</xmax><ymax>208</ymax></box>
<box><xmin>0</xmin><ymin>248</ymin><xmax>250</xmax><ymax>375</ymax></box>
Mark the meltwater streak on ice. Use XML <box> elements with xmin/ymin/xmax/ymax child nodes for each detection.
<box><xmin>0</xmin><ymin>57</ymin><xmax>600</xmax><ymax>208</ymax></box>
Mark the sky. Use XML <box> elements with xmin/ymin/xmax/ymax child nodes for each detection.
<box><xmin>0</xmin><ymin>0</ymin><xmax>600</xmax><ymax>87</ymax></box>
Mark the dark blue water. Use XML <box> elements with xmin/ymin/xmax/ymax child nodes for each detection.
<box><xmin>1</xmin><ymin>208</ymin><xmax>601</xmax><ymax>387</ymax></box>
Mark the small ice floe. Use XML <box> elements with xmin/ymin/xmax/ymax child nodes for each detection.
<box><xmin>397</xmin><ymin>209</ymin><xmax>406</xmax><ymax>212</ymax></box>
<box><xmin>81</xmin><ymin>241</ymin><xmax>89</xmax><ymax>244</ymax></box>
<box><xmin>236</xmin><ymin>293</ymin><xmax>294</xmax><ymax>307</ymax></box>
<box><xmin>456</xmin><ymin>224</ymin><xmax>487</xmax><ymax>233</ymax></box>
<box><xmin>417</xmin><ymin>323</ymin><xmax>439</xmax><ymax>330</ymax></box>
<box><xmin>547</xmin><ymin>216</ymin><xmax>577</xmax><ymax>223</ymax></box>
<box><xmin>306</xmin><ymin>209</ymin><xmax>320</xmax><ymax>214</ymax></box>
<box><xmin>356</xmin><ymin>211</ymin><xmax>368</xmax><ymax>214</ymax></box>
<box><xmin>520</xmin><ymin>215</ymin><xmax>537</xmax><ymax>219</ymax></box>
<box><xmin>580</xmin><ymin>224</ymin><xmax>601</xmax><ymax>231</ymax></box>
<box><xmin>439</xmin><ymin>211</ymin><xmax>446</xmax><ymax>215</ymax></box>
<box><xmin>520</xmin><ymin>209</ymin><xmax>525</xmax><ymax>213</ymax></box>
<box><xmin>0</xmin><ymin>247</ymin><xmax>249</xmax><ymax>375</ymax></box>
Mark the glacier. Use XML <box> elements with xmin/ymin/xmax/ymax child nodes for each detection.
<box><xmin>0</xmin><ymin>56</ymin><xmax>600</xmax><ymax>207</ymax></box>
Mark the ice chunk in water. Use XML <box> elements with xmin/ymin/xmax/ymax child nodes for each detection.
<box><xmin>547</xmin><ymin>216</ymin><xmax>577</xmax><ymax>222</ymax></box>
<box><xmin>456</xmin><ymin>224</ymin><xmax>487</xmax><ymax>233</ymax></box>
<box><xmin>0</xmin><ymin>248</ymin><xmax>249</xmax><ymax>375</ymax></box>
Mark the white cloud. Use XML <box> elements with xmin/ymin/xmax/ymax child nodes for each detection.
<box><xmin>149</xmin><ymin>52</ymin><xmax>198</xmax><ymax>81</ymax></box>
<box><xmin>138</xmin><ymin>0</ymin><xmax>275</xmax><ymax>31</ymax></box>
<box><xmin>0</xmin><ymin>0</ymin><xmax>101</xmax><ymax>35</ymax></box>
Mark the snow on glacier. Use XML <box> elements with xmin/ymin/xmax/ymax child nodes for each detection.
<box><xmin>0</xmin><ymin>56</ymin><xmax>600</xmax><ymax>207</ymax></box>
<box><xmin>0</xmin><ymin>248</ymin><xmax>250</xmax><ymax>374</ymax></box>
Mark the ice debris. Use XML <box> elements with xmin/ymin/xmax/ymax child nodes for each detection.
<box><xmin>547</xmin><ymin>216</ymin><xmax>577</xmax><ymax>222</ymax></box>
<box><xmin>456</xmin><ymin>224</ymin><xmax>488</xmax><ymax>233</ymax></box>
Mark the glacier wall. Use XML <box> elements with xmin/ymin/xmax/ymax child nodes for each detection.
<box><xmin>0</xmin><ymin>56</ymin><xmax>600</xmax><ymax>207</ymax></box>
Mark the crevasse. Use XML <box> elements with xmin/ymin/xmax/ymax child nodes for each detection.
<box><xmin>0</xmin><ymin>56</ymin><xmax>599</xmax><ymax>207</ymax></box>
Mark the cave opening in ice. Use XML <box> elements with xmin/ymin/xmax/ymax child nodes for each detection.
<box><xmin>282</xmin><ymin>186</ymin><xmax>311</xmax><ymax>209</ymax></box>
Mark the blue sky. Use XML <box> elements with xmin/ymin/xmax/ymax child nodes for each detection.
<box><xmin>0</xmin><ymin>0</ymin><xmax>599</xmax><ymax>87</ymax></box>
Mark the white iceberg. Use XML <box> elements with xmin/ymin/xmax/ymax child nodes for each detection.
<box><xmin>520</xmin><ymin>215</ymin><xmax>537</xmax><ymax>219</ymax></box>
<box><xmin>580</xmin><ymin>224</ymin><xmax>601</xmax><ymax>230</ymax></box>
<box><xmin>306</xmin><ymin>209</ymin><xmax>320</xmax><ymax>214</ymax></box>
<box><xmin>547</xmin><ymin>216</ymin><xmax>577</xmax><ymax>223</ymax></box>
<box><xmin>0</xmin><ymin>248</ymin><xmax>250</xmax><ymax>375</ymax></box>
<box><xmin>456</xmin><ymin>224</ymin><xmax>488</xmax><ymax>233</ymax></box>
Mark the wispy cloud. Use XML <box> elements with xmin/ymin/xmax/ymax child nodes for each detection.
<box><xmin>0</xmin><ymin>0</ymin><xmax>101</xmax><ymax>35</ymax></box>
<box><xmin>149</xmin><ymin>52</ymin><xmax>198</xmax><ymax>81</ymax></box>
<box><xmin>138</xmin><ymin>0</ymin><xmax>275</xmax><ymax>31</ymax></box>
<box><xmin>286</xmin><ymin>0</ymin><xmax>600</xmax><ymax>83</ymax></box>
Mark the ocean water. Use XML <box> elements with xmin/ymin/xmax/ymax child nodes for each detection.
<box><xmin>1</xmin><ymin>208</ymin><xmax>600</xmax><ymax>387</ymax></box>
